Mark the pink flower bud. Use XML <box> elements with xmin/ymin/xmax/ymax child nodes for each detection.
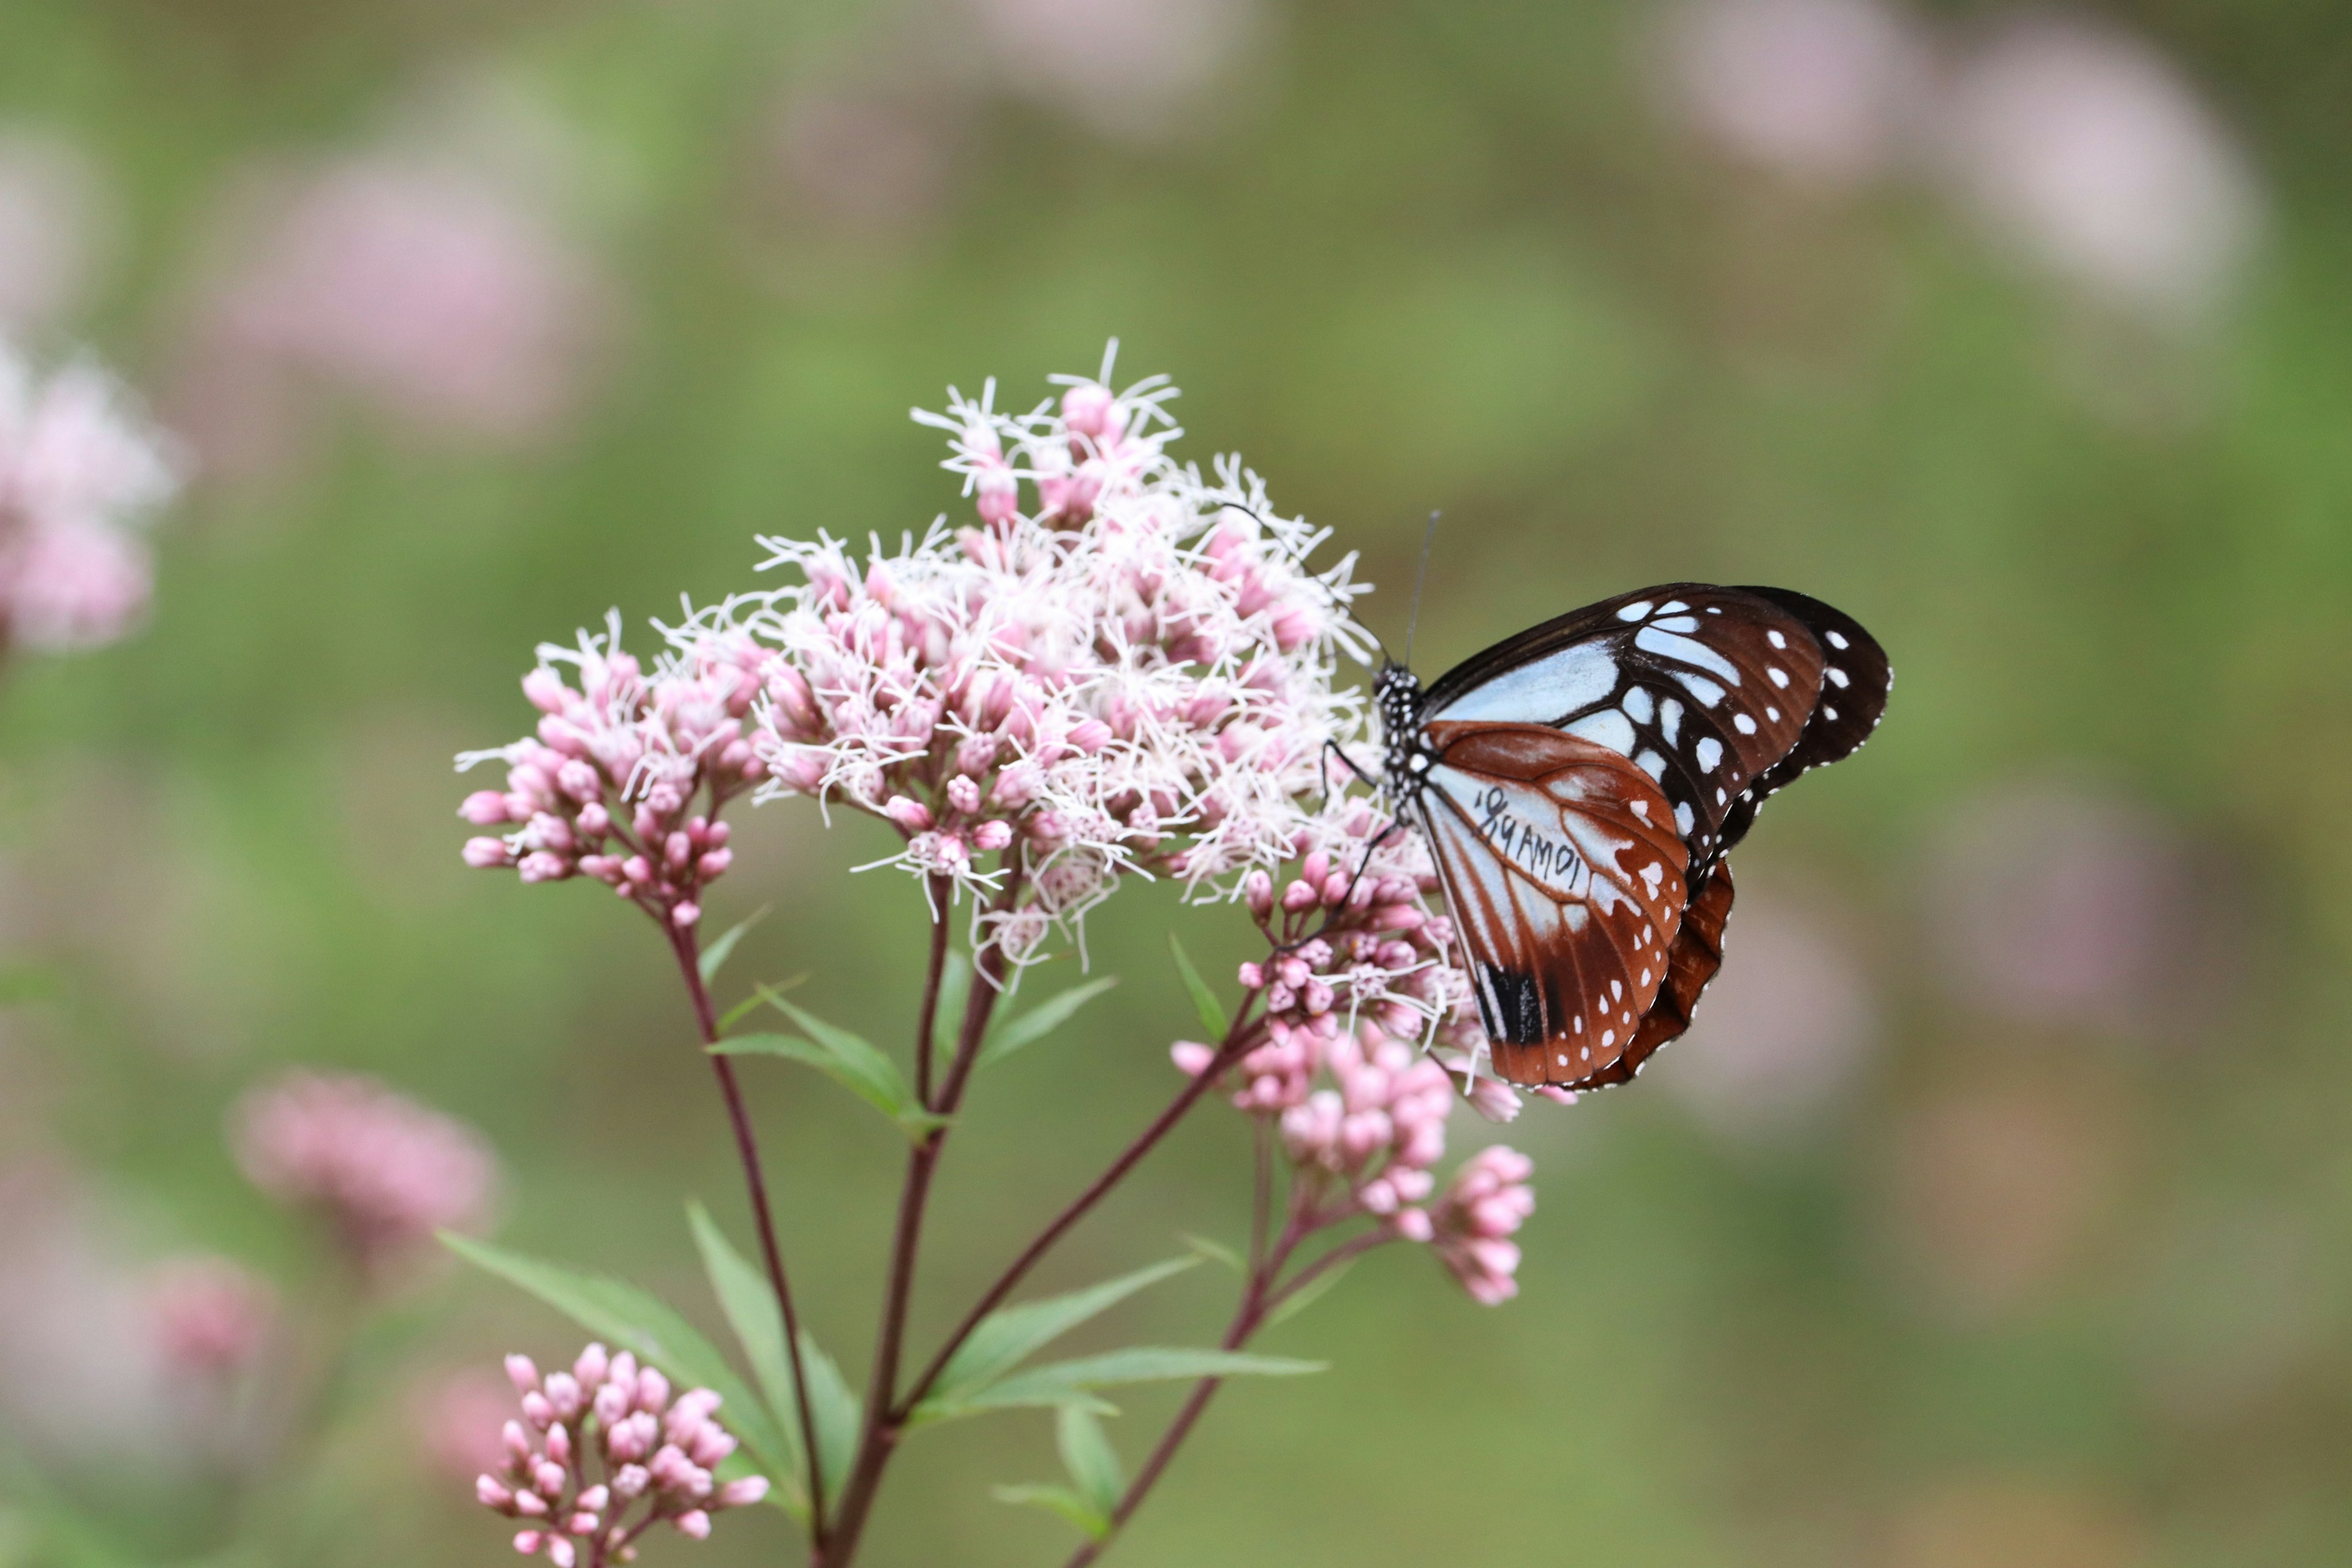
<box><xmin>523</xmin><ymin>669</ymin><xmax>570</xmax><ymax>714</ymax></box>
<box><xmin>462</xmin><ymin>791</ymin><xmax>514</xmax><ymax>825</ymax></box>
<box><xmin>671</xmin><ymin>902</ymin><xmax>701</xmax><ymax>928</ymax></box>
<box><xmin>504</xmin><ymin>1421</ymin><xmax>534</xmax><ymax>1462</ymax></box>
<box><xmin>716</xmin><ymin>1476</ymin><xmax>771</xmax><ymax>1509</ymax></box>
<box><xmin>521</xmin><ymin>1392</ymin><xmax>555</xmax><ymax>1428</ymax></box>
<box><xmin>548</xmin><ymin>1538</ymin><xmax>576</xmax><ymax>1568</ymax></box>
<box><xmin>612</xmin><ymin>1464</ymin><xmax>649</xmax><ymax>1499</ymax></box>
<box><xmin>574</xmin><ymin>1343</ymin><xmax>609</xmax><ymax>1387</ymax></box>
<box><xmin>636</xmin><ymin>1368</ymin><xmax>670</xmax><ymax>1413</ymax></box>
<box><xmin>594</xmin><ymin>1381</ymin><xmax>632</xmax><ymax>1428</ymax></box>
<box><xmin>1243</xmin><ymin>869</ymin><xmax>1274</xmax><ymax>916</ymax></box>
<box><xmin>947</xmin><ymin>775</ymin><xmax>982</xmax><ymax>813</ymax></box>
<box><xmin>465</xmin><ymin>837</ymin><xmax>515</xmax><ymax>869</ymax></box>
<box><xmin>884</xmin><ymin>795</ymin><xmax>935</xmax><ymax>834</ymax></box>
<box><xmin>517</xmin><ymin>850</ymin><xmax>571</xmax><ymax>883</ymax></box>
<box><xmin>1537</xmin><ymin>1087</ymin><xmax>1578</xmax><ymax>1106</ymax></box>
<box><xmin>976</xmin><ymin>466</ymin><xmax>1019</xmax><ymax>527</ymax></box>
<box><xmin>479</xmin><ymin>1476</ymin><xmax>517</xmax><ymax>1510</ymax></box>
<box><xmin>675</xmin><ymin>1511</ymin><xmax>712</xmax><ymax>1540</ymax></box>
<box><xmin>576</xmin><ymin>1485</ymin><xmax>609</xmax><ymax>1512</ymax></box>
<box><xmin>973</xmin><ymin>820</ymin><xmax>1013</xmax><ymax>851</ymax></box>
<box><xmin>514</xmin><ymin>1490</ymin><xmax>550</xmax><ymax>1517</ymax></box>
<box><xmin>698</xmin><ymin>848</ymin><xmax>733</xmax><ymax>878</ymax></box>
<box><xmin>1281</xmin><ymin>879</ymin><xmax>1317</xmax><ymax>913</ymax></box>
<box><xmin>1392</xmin><ymin>1208</ymin><xmax>1434</xmax><ymax>1243</ymax></box>
<box><xmin>1170</xmin><ymin>1041</ymin><xmax>1216</xmax><ymax>1076</ymax></box>
<box><xmin>514</xmin><ymin>1530</ymin><xmax>544</xmax><ymax>1555</ymax></box>
<box><xmin>504</xmin><ymin>1355</ymin><xmax>540</xmax><ymax>1394</ymax></box>
<box><xmin>688</xmin><ymin>1427</ymin><xmax>736</xmax><ymax>1467</ymax></box>
<box><xmin>1466</xmin><ymin>1077</ymin><xmax>1521</xmax><ymax>1123</ymax></box>
<box><xmin>534</xmin><ymin>1460</ymin><xmax>567</xmax><ymax>1496</ymax></box>
<box><xmin>544</xmin><ymin>1373</ymin><xmax>583</xmax><ymax>1420</ymax></box>
<box><xmin>1069</xmin><ymin>718</ymin><xmax>1113</xmax><ymax>753</ymax></box>
<box><xmin>546</xmin><ymin>1423</ymin><xmax>573</xmax><ymax>1465</ymax></box>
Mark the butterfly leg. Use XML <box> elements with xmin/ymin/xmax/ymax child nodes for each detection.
<box><xmin>1316</xmin><ymin>737</ymin><xmax>1380</xmax><ymax>808</ymax></box>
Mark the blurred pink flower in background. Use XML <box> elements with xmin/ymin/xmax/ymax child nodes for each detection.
<box><xmin>0</xmin><ymin>130</ymin><xmax>111</xmax><ymax>328</ymax></box>
<box><xmin>962</xmin><ymin>0</ymin><xmax>1262</xmax><ymax>141</ymax></box>
<box><xmin>1929</xmin><ymin>15</ymin><xmax>2262</xmax><ymax>322</ymax></box>
<box><xmin>0</xmin><ymin>341</ymin><xmax>183</xmax><ymax>654</ymax></box>
<box><xmin>1920</xmin><ymin>776</ymin><xmax>2241</xmax><ymax>1041</ymax></box>
<box><xmin>175</xmin><ymin>152</ymin><xmax>612</xmax><ymax>474</ymax></box>
<box><xmin>1657</xmin><ymin>0</ymin><xmax>1929</xmax><ymax>192</ymax></box>
<box><xmin>146</xmin><ymin>1254</ymin><xmax>275</xmax><ymax>1377</ymax></box>
<box><xmin>412</xmin><ymin>1365</ymin><xmax>527</xmax><ymax>1482</ymax></box>
<box><xmin>230</xmin><ymin>1069</ymin><xmax>499</xmax><ymax>1278</ymax></box>
<box><xmin>1653</xmin><ymin>884</ymin><xmax>1878</xmax><ymax>1138</ymax></box>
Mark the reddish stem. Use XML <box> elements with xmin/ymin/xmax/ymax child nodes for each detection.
<box><xmin>666</xmin><ymin>924</ymin><xmax>828</xmax><ymax>1547</ymax></box>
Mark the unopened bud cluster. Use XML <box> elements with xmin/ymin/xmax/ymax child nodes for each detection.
<box><xmin>1429</xmin><ymin>1147</ymin><xmax>1537</xmax><ymax>1305</ymax></box>
<box><xmin>478</xmin><ymin>1344</ymin><xmax>769</xmax><ymax>1566</ymax></box>
<box><xmin>459</xmin><ymin>616</ymin><xmax>764</xmax><ymax>928</ymax></box>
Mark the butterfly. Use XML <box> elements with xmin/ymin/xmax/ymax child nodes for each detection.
<box><xmin>1376</xmin><ymin>584</ymin><xmax>1890</xmax><ymax>1090</ymax></box>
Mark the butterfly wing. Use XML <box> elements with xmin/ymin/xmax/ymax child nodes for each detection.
<box><xmin>1712</xmin><ymin>587</ymin><xmax>1893</xmax><ymax>857</ymax></box>
<box><xmin>1416</xmin><ymin>721</ymin><xmax>1691</xmax><ymax>1087</ymax></box>
<box><xmin>1421</xmin><ymin>584</ymin><xmax>1834</xmax><ymax>870</ymax></box>
<box><xmin>1568</xmin><ymin>861</ymin><xmax>1735</xmax><ymax>1088</ymax></box>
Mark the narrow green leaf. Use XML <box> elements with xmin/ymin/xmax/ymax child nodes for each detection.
<box><xmin>1178</xmin><ymin>1234</ymin><xmax>1243</xmax><ymax>1273</ymax></box>
<box><xmin>928</xmin><ymin>1257</ymin><xmax>1199</xmax><ymax>1408</ymax></box>
<box><xmin>1265</xmin><ymin>1257</ymin><xmax>1357</xmax><ymax>1327</ymax></box>
<box><xmin>1057</xmin><ymin>1405</ymin><xmax>1125</xmax><ymax>1519</ymax></box>
<box><xmin>440</xmin><ymin>1235</ymin><xmax>794</xmax><ymax>1491</ymax></box>
<box><xmin>978</xmin><ymin>976</ymin><xmax>1119</xmax><ymax>1070</ymax></box>
<box><xmin>990</xmin><ymin>1484</ymin><xmax>1110</xmax><ymax>1540</ymax></box>
<box><xmin>697</xmin><ymin>905</ymin><xmax>772</xmax><ymax>983</ymax></box>
<box><xmin>960</xmin><ymin>1349</ymin><xmax>1324</xmax><ymax>1414</ymax></box>
<box><xmin>718</xmin><ymin>973</ymin><xmax>805</xmax><ymax>1034</ymax></box>
<box><xmin>1167</xmin><ymin>933</ymin><xmax>1228</xmax><ymax>1037</ymax></box>
<box><xmin>797</xmin><ymin>1330</ymin><xmax>862</xmax><ymax>1509</ymax></box>
<box><xmin>684</xmin><ymin>1204</ymin><xmax>807</xmax><ymax>1509</ymax></box>
<box><xmin>712</xmin><ymin>1018</ymin><xmax>937</xmax><ymax>1142</ymax></box>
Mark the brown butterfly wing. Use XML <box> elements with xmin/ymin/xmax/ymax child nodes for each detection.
<box><xmin>1417</xmin><ymin>722</ymin><xmax>1691</xmax><ymax>1087</ymax></box>
<box><xmin>1567</xmin><ymin>860</ymin><xmax>1735</xmax><ymax>1089</ymax></box>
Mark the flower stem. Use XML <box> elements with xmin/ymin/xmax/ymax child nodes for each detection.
<box><xmin>894</xmin><ymin>994</ymin><xmax>1264</xmax><ymax>1420</ymax></box>
<box><xmin>666</xmin><ymin>924</ymin><xmax>827</xmax><ymax>1547</ymax></box>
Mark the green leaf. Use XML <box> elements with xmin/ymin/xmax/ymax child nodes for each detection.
<box><xmin>685</xmin><ymin>1204</ymin><xmax>807</xmax><ymax>1509</ymax></box>
<box><xmin>925</xmin><ymin>1257</ymin><xmax>1199</xmax><ymax>1411</ymax></box>
<box><xmin>714</xmin><ymin>1007</ymin><xmax>945</xmax><ymax>1140</ymax></box>
<box><xmin>1178</xmin><ymin>1234</ymin><xmax>1244</xmax><ymax>1273</ymax></box>
<box><xmin>796</xmin><ymin>1330</ymin><xmax>862</xmax><ymax>1509</ymax></box>
<box><xmin>1265</xmin><ymin>1257</ymin><xmax>1357</xmax><ymax>1327</ymax></box>
<box><xmin>440</xmin><ymin>1235</ymin><xmax>795</xmax><ymax>1498</ymax></box>
<box><xmin>990</xmin><ymin>1485</ymin><xmax>1110</xmax><ymax>1540</ymax></box>
<box><xmin>718</xmin><ymin>972</ymin><xmax>804</xmax><ymax>1034</ymax></box>
<box><xmin>1167</xmin><ymin>933</ymin><xmax>1229</xmax><ymax>1038</ymax></box>
<box><xmin>932</xmin><ymin>948</ymin><xmax>973</xmax><ymax>1080</ymax></box>
<box><xmin>697</xmin><ymin>905</ymin><xmax>772</xmax><ymax>983</ymax></box>
<box><xmin>1057</xmin><ymin>1405</ymin><xmax>1125</xmax><ymax>1519</ymax></box>
<box><xmin>952</xmin><ymin>1349</ymin><xmax>1324</xmax><ymax>1415</ymax></box>
<box><xmin>978</xmin><ymin>976</ymin><xmax>1118</xmax><ymax>1070</ymax></box>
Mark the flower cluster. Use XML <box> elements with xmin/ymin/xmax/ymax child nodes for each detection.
<box><xmin>458</xmin><ymin>612</ymin><xmax>763</xmax><ymax>929</ymax></box>
<box><xmin>1429</xmin><ymin>1146</ymin><xmax>1537</xmax><ymax>1305</ymax></box>
<box><xmin>479</xmin><ymin>1344</ymin><xmax>769</xmax><ymax>1565</ymax></box>
<box><xmin>230</xmin><ymin>1069</ymin><xmax>498</xmax><ymax>1277</ymax></box>
<box><xmin>666</xmin><ymin>349</ymin><xmax>1368</xmax><ymax>959</ymax></box>
<box><xmin>0</xmin><ymin>338</ymin><xmax>181</xmax><ymax>654</ymax></box>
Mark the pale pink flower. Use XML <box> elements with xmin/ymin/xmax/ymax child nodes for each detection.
<box><xmin>622</xmin><ymin>347</ymin><xmax>1377</xmax><ymax>967</ymax></box>
<box><xmin>1430</xmin><ymin>1146</ymin><xmax>1536</xmax><ymax>1305</ymax></box>
<box><xmin>179</xmin><ymin>154</ymin><xmax>609</xmax><ymax>466</ymax></box>
<box><xmin>1930</xmin><ymin>15</ymin><xmax>2261</xmax><ymax>321</ymax></box>
<box><xmin>230</xmin><ymin>1069</ymin><xmax>497</xmax><ymax>1276</ymax></box>
<box><xmin>457</xmin><ymin>612</ymin><xmax>764</xmax><ymax>930</ymax></box>
<box><xmin>0</xmin><ymin>341</ymin><xmax>183</xmax><ymax>654</ymax></box>
<box><xmin>146</xmin><ymin>1255</ymin><xmax>274</xmax><ymax>1376</ymax></box>
<box><xmin>1659</xmin><ymin>0</ymin><xmax>1929</xmax><ymax>191</ymax></box>
<box><xmin>478</xmin><ymin>1343</ymin><xmax>768</xmax><ymax>1564</ymax></box>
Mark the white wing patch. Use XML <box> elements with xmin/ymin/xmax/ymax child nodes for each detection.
<box><xmin>1427</xmin><ymin>642</ymin><xmax>1618</xmax><ymax>724</ymax></box>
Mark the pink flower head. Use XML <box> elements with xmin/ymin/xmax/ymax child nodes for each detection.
<box><xmin>0</xmin><ymin>340</ymin><xmax>183</xmax><ymax>654</ymax></box>
<box><xmin>475</xmin><ymin>1343</ymin><xmax>769</xmax><ymax>1562</ymax></box>
<box><xmin>1430</xmin><ymin>1145</ymin><xmax>1536</xmax><ymax>1305</ymax></box>
<box><xmin>230</xmin><ymin>1069</ymin><xmax>497</xmax><ymax>1277</ymax></box>
<box><xmin>456</xmin><ymin>613</ymin><xmax>763</xmax><ymax>930</ymax></box>
<box><xmin>146</xmin><ymin>1254</ymin><xmax>275</xmax><ymax>1375</ymax></box>
<box><xmin>609</xmin><ymin>345</ymin><xmax>1382</xmax><ymax>968</ymax></box>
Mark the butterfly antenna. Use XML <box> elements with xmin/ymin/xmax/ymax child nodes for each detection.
<box><xmin>1403</xmin><ymin>510</ymin><xmax>1441</xmax><ymax>668</ymax></box>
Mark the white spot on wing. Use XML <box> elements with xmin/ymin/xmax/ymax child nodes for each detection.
<box><xmin>1659</xmin><ymin>600</ymin><xmax>1689</xmax><ymax>614</ymax></box>
<box><xmin>1602</xmin><ymin>1029</ymin><xmax>1615</xmax><ymax>1048</ymax></box>
<box><xmin>1567</xmin><ymin>709</ymin><xmax>1637</xmax><ymax>756</ymax></box>
<box><xmin>1674</xmin><ymin>801</ymin><xmax>1695</xmax><ymax>835</ymax></box>
<box><xmin>1823</xmin><ymin>706</ymin><xmax>1839</xmax><ymax>720</ymax></box>
<box><xmin>1623</xmin><ymin>685</ymin><xmax>1655</xmax><ymax>723</ymax></box>
<box><xmin>1636</xmin><ymin>627</ymin><xmax>1741</xmax><ymax>683</ymax></box>
<box><xmin>1652</xmin><ymin>616</ymin><xmax>1699</xmax><ymax>633</ymax></box>
<box><xmin>1766</xmin><ymin>630</ymin><xmax>1786</xmax><ymax>649</ymax></box>
<box><xmin>1695</xmin><ymin>737</ymin><xmax>1723</xmax><ymax>772</ymax></box>
<box><xmin>1828</xmin><ymin>666</ymin><xmax>1850</xmax><ymax>688</ymax></box>
<box><xmin>1616</xmin><ymin>600</ymin><xmax>1653</xmax><ymax>622</ymax></box>
<box><xmin>1673</xmin><ymin>671</ymin><xmax>1725</xmax><ymax>707</ymax></box>
<box><xmin>1826</xmin><ymin>630</ymin><xmax>1849</xmax><ymax>649</ymax></box>
<box><xmin>1733</xmin><ymin>713</ymin><xmax>1757</xmax><ymax>735</ymax></box>
<box><xmin>1768</xmin><ymin>666</ymin><xmax>1790</xmax><ymax>688</ymax></box>
<box><xmin>1635</xmin><ymin>748</ymin><xmax>1665</xmax><ymax>780</ymax></box>
<box><xmin>1659</xmin><ymin>696</ymin><xmax>1684</xmax><ymax>742</ymax></box>
<box><xmin>1630</xmin><ymin>798</ymin><xmax>1651</xmax><ymax>822</ymax></box>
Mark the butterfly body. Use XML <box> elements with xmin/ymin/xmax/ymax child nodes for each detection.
<box><xmin>1381</xmin><ymin>584</ymin><xmax>1889</xmax><ymax>1090</ymax></box>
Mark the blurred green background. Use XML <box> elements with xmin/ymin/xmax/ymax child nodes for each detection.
<box><xmin>2</xmin><ymin>0</ymin><xmax>2350</xmax><ymax>1563</ymax></box>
